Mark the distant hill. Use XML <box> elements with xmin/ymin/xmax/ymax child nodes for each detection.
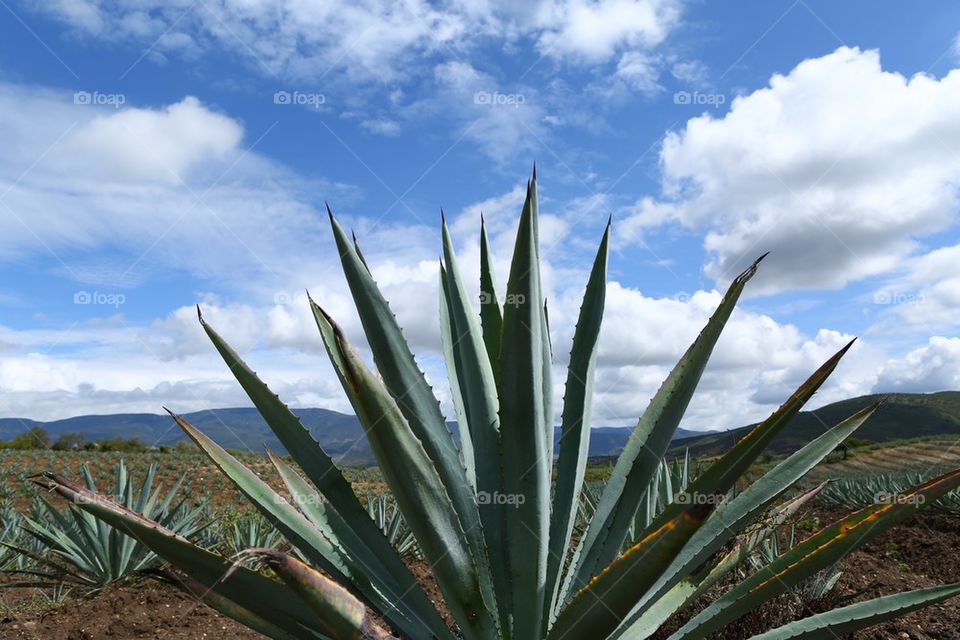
<box><xmin>0</xmin><ymin>408</ymin><xmax>711</xmax><ymax>466</ymax></box>
<box><xmin>4</xmin><ymin>391</ymin><xmax>953</xmax><ymax>465</ymax></box>
<box><xmin>0</xmin><ymin>408</ymin><xmax>370</xmax><ymax>463</ymax></box>
<box><xmin>666</xmin><ymin>391</ymin><xmax>960</xmax><ymax>459</ymax></box>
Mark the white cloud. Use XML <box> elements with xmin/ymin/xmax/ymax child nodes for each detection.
<box><xmin>869</xmin><ymin>243</ymin><xmax>960</xmax><ymax>335</ymax></box>
<box><xmin>31</xmin><ymin>2</ymin><xmax>687</xmax><ymax>164</ymax></box>
<box><xmin>37</xmin><ymin>1</ymin><xmax>684</xmax><ymax>84</ymax></box>
<box><xmin>875</xmin><ymin>337</ymin><xmax>960</xmax><ymax>393</ymax></box>
<box><xmin>360</xmin><ymin>117</ymin><xmax>402</xmax><ymax>136</ymax></box>
<box><xmin>614</xmin><ymin>51</ymin><xmax>663</xmax><ymax>93</ymax></box>
<box><xmin>0</xmin><ymin>82</ymin><xmax>351</xmax><ymax>288</ymax></box>
<box><xmin>433</xmin><ymin>61</ymin><xmax>550</xmax><ymax>163</ymax></box>
<box><xmin>0</xmin><ymin>275</ymin><xmax>882</xmax><ymax>429</ymax></box>
<box><xmin>65</xmin><ymin>97</ymin><xmax>242</xmax><ymax>183</ymax></box>
<box><xmin>669</xmin><ymin>57</ymin><xmax>708</xmax><ymax>85</ymax></box>
<box><xmin>628</xmin><ymin>47</ymin><xmax>960</xmax><ymax>294</ymax></box>
<box><xmin>583</xmin><ymin>283</ymin><xmax>872</xmax><ymax>428</ymax></box>
<box><xmin>533</xmin><ymin>0</ymin><xmax>681</xmax><ymax>62</ymax></box>
<box><xmin>0</xmin><ymin>171</ymin><xmax>941</xmax><ymax>433</ymax></box>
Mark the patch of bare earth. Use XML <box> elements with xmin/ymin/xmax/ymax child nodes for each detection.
<box><xmin>0</xmin><ymin>584</ymin><xmax>263</xmax><ymax>639</ymax></box>
<box><xmin>2</xmin><ymin>510</ymin><xmax>957</xmax><ymax>639</ymax></box>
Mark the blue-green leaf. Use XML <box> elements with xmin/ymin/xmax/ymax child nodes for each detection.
<box><xmin>566</xmin><ymin>254</ymin><xmax>766</xmax><ymax>596</ymax></box>
<box><xmin>499</xmin><ymin>176</ymin><xmax>550</xmax><ymax>639</ymax></box>
<box><xmin>545</xmin><ymin>220</ymin><xmax>609</xmax><ymax>626</ymax></box>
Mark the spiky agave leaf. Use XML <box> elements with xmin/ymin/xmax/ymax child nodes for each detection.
<box><xmin>564</xmin><ymin>253</ymin><xmax>769</xmax><ymax>599</ymax></box>
<box><xmin>242</xmin><ymin>548</ymin><xmax>397</xmax><ymax>640</ymax></box>
<box><xmin>671</xmin><ymin>466</ymin><xmax>960</xmax><ymax>639</ymax></box>
<box><xmin>499</xmin><ymin>175</ymin><xmax>551</xmax><ymax>639</ymax></box>
<box><xmin>313</xmin><ymin>304</ymin><xmax>499</xmax><ymax>639</ymax></box>
<box><xmin>545</xmin><ymin>219</ymin><xmax>609</xmax><ymax>626</ymax></box>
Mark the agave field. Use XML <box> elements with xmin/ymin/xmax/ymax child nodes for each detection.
<box><xmin>0</xmin><ymin>449</ymin><xmax>388</xmax><ymax>509</ymax></box>
<box><xmin>2</xmin><ymin>173</ymin><xmax>960</xmax><ymax>639</ymax></box>
<box><xmin>807</xmin><ymin>435</ymin><xmax>960</xmax><ymax>482</ymax></box>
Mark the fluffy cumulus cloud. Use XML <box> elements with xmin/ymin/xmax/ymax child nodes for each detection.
<box><xmin>583</xmin><ymin>284</ymin><xmax>872</xmax><ymax>428</ymax></box>
<box><xmin>875</xmin><ymin>337</ymin><xmax>960</xmax><ymax>393</ymax></box>
<box><xmin>0</xmin><ymin>82</ymin><xmax>356</xmax><ymax>288</ymax></box>
<box><xmin>0</xmin><ymin>150</ymin><xmax>934</xmax><ymax>431</ymax></box>
<box><xmin>629</xmin><ymin>47</ymin><xmax>960</xmax><ymax>294</ymax></box>
<box><xmin>0</xmin><ymin>273</ymin><xmax>882</xmax><ymax>428</ymax></box>
<box><xmin>869</xmin><ymin>243</ymin><xmax>960</xmax><ymax>335</ymax></box>
<box><xmin>0</xmin><ymin>342</ymin><xmax>353</xmax><ymax>423</ymax></box>
<box><xmin>65</xmin><ymin>97</ymin><xmax>242</xmax><ymax>183</ymax></box>
<box><xmin>532</xmin><ymin>0</ymin><xmax>681</xmax><ymax>62</ymax></box>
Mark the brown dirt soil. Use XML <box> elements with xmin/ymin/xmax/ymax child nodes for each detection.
<box><xmin>653</xmin><ymin>508</ymin><xmax>960</xmax><ymax>640</ymax></box>
<box><xmin>0</xmin><ymin>584</ymin><xmax>263</xmax><ymax>639</ymax></box>
<box><xmin>1</xmin><ymin>509</ymin><xmax>957</xmax><ymax>639</ymax></box>
<box><xmin>822</xmin><ymin>509</ymin><xmax>960</xmax><ymax>640</ymax></box>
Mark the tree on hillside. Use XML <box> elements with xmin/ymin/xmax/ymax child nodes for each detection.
<box><xmin>52</xmin><ymin>432</ymin><xmax>85</xmax><ymax>451</ymax></box>
<box><xmin>2</xmin><ymin>426</ymin><xmax>51</xmax><ymax>450</ymax></box>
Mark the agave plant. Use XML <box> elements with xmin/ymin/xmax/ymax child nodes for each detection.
<box><xmin>578</xmin><ymin>451</ymin><xmax>699</xmax><ymax>552</ymax></box>
<box><xmin>366</xmin><ymin>494</ymin><xmax>421</xmax><ymax>560</ymax></box>
<box><xmin>818</xmin><ymin>468</ymin><xmax>960</xmax><ymax>513</ymax></box>
<box><xmin>0</xmin><ymin>498</ymin><xmax>24</xmax><ymax>570</ymax></box>
<box><xmin>5</xmin><ymin>460</ymin><xmax>206</xmax><ymax>590</ymax></box>
<box><xmin>746</xmin><ymin>523</ymin><xmax>842</xmax><ymax>605</ymax></box>
<box><xmin>217</xmin><ymin>510</ymin><xmax>288</xmax><ymax>557</ymax></box>
<box><xmin>28</xmin><ymin>172</ymin><xmax>960</xmax><ymax>639</ymax></box>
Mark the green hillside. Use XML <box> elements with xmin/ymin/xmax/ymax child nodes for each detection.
<box><xmin>666</xmin><ymin>391</ymin><xmax>960</xmax><ymax>459</ymax></box>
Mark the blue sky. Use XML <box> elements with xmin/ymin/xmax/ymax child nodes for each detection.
<box><xmin>1</xmin><ymin>0</ymin><xmax>959</xmax><ymax>431</ymax></box>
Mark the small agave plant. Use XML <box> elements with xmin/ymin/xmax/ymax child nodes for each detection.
<box><xmin>6</xmin><ymin>460</ymin><xmax>206</xmax><ymax>590</ymax></box>
<box><xmin>31</xmin><ymin>172</ymin><xmax>960</xmax><ymax>639</ymax></box>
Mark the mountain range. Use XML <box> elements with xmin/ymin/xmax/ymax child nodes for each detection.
<box><xmin>2</xmin><ymin>391</ymin><xmax>958</xmax><ymax>465</ymax></box>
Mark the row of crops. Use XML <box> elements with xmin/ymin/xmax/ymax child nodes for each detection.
<box><xmin>0</xmin><ymin>449</ymin><xmax>388</xmax><ymax>509</ymax></box>
<box><xmin>2</xmin><ymin>443</ymin><xmax>957</xmax><ymax>618</ymax></box>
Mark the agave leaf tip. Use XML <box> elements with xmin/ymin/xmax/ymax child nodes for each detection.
<box><xmin>840</xmin><ymin>336</ymin><xmax>858</xmax><ymax>354</ymax></box>
<box><xmin>737</xmin><ymin>254</ymin><xmax>769</xmax><ymax>283</ymax></box>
